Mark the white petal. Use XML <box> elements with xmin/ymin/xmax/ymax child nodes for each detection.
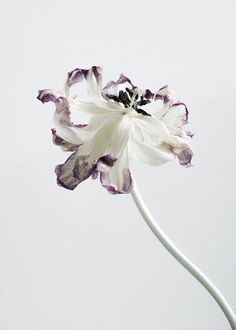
<box><xmin>100</xmin><ymin>148</ymin><xmax>132</xmax><ymax>194</ymax></box>
<box><xmin>134</xmin><ymin>115</ymin><xmax>171</xmax><ymax>142</ymax></box>
<box><xmin>129</xmin><ymin>137</ymin><xmax>175</xmax><ymax>166</ymax></box>
<box><xmin>161</xmin><ymin>103</ymin><xmax>188</xmax><ymax>129</ymax></box>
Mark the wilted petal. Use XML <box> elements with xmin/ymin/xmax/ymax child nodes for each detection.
<box><xmin>161</xmin><ymin>102</ymin><xmax>189</xmax><ymax>129</ymax></box>
<box><xmin>55</xmin><ymin>153</ymin><xmax>93</xmax><ymax>190</ymax></box>
<box><xmin>92</xmin><ymin>154</ymin><xmax>117</xmax><ymax>180</ymax></box>
<box><xmin>66</xmin><ymin>68</ymin><xmax>89</xmax><ymax>89</ymax></box>
<box><xmin>171</xmin><ymin>145</ymin><xmax>193</xmax><ymax>167</ymax></box>
<box><xmin>155</xmin><ymin>85</ymin><xmax>175</xmax><ymax>104</ymax></box>
<box><xmin>100</xmin><ymin>153</ymin><xmax>133</xmax><ymax>194</ymax></box>
<box><xmin>37</xmin><ymin>89</ymin><xmax>85</xmax><ymax>145</ymax></box>
<box><xmin>37</xmin><ymin>89</ymin><xmax>60</xmax><ymax>103</ymax></box>
<box><xmin>51</xmin><ymin>128</ymin><xmax>80</xmax><ymax>151</ymax></box>
<box><xmin>102</xmin><ymin>73</ymin><xmax>136</xmax><ymax>99</ymax></box>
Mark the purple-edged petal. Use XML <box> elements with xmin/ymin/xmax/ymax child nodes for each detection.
<box><xmin>142</xmin><ymin>89</ymin><xmax>155</xmax><ymax>100</ymax></box>
<box><xmin>171</xmin><ymin>145</ymin><xmax>193</xmax><ymax>167</ymax></box>
<box><xmin>51</xmin><ymin>128</ymin><xmax>81</xmax><ymax>151</ymax></box>
<box><xmin>37</xmin><ymin>89</ymin><xmax>59</xmax><ymax>103</ymax></box>
<box><xmin>37</xmin><ymin>89</ymin><xmax>85</xmax><ymax>145</ymax></box>
<box><xmin>161</xmin><ymin>102</ymin><xmax>189</xmax><ymax>129</ymax></box>
<box><xmin>99</xmin><ymin>151</ymin><xmax>133</xmax><ymax>194</ymax></box>
<box><xmin>102</xmin><ymin>73</ymin><xmax>136</xmax><ymax>99</ymax></box>
<box><xmin>55</xmin><ymin>152</ymin><xmax>93</xmax><ymax>190</ymax></box>
<box><xmin>92</xmin><ymin>154</ymin><xmax>117</xmax><ymax>180</ymax></box>
<box><xmin>66</xmin><ymin>68</ymin><xmax>89</xmax><ymax>89</ymax></box>
<box><xmin>64</xmin><ymin>66</ymin><xmax>103</xmax><ymax>102</ymax></box>
<box><xmin>154</xmin><ymin>85</ymin><xmax>175</xmax><ymax>104</ymax></box>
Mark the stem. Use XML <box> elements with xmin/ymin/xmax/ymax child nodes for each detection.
<box><xmin>131</xmin><ymin>179</ymin><xmax>236</xmax><ymax>329</ymax></box>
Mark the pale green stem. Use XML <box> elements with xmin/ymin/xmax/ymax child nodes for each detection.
<box><xmin>131</xmin><ymin>178</ymin><xmax>236</xmax><ymax>329</ymax></box>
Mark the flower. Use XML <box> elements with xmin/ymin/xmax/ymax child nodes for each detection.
<box><xmin>37</xmin><ymin>66</ymin><xmax>193</xmax><ymax>194</ymax></box>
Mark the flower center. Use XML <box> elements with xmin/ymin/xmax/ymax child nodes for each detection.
<box><xmin>106</xmin><ymin>88</ymin><xmax>151</xmax><ymax>116</ymax></box>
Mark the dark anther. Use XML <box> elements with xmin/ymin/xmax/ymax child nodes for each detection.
<box><xmin>106</xmin><ymin>94</ymin><xmax>120</xmax><ymax>102</ymax></box>
<box><xmin>135</xmin><ymin>108</ymin><xmax>151</xmax><ymax>116</ymax></box>
<box><xmin>118</xmin><ymin>90</ymin><xmax>130</xmax><ymax>107</ymax></box>
<box><xmin>125</xmin><ymin>87</ymin><xmax>133</xmax><ymax>98</ymax></box>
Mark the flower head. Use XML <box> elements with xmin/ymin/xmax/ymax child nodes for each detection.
<box><xmin>37</xmin><ymin>66</ymin><xmax>193</xmax><ymax>194</ymax></box>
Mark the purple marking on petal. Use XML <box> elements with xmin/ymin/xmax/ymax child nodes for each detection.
<box><xmin>92</xmin><ymin>66</ymin><xmax>102</xmax><ymax>81</ymax></box>
<box><xmin>55</xmin><ymin>153</ymin><xmax>93</xmax><ymax>190</ymax></box>
<box><xmin>175</xmin><ymin>147</ymin><xmax>193</xmax><ymax>167</ymax></box>
<box><xmin>51</xmin><ymin>128</ymin><xmax>80</xmax><ymax>151</ymax></box>
<box><xmin>98</xmin><ymin>155</ymin><xmax>117</xmax><ymax>167</ymax></box>
<box><xmin>67</xmin><ymin>68</ymin><xmax>89</xmax><ymax>88</ymax></box>
<box><xmin>37</xmin><ymin>90</ymin><xmax>57</xmax><ymax>103</ymax></box>
<box><xmin>159</xmin><ymin>85</ymin><xmax>168</xmax><ymax>91</ymax></box>
<box><xmin>91</xmin><ymin>155</ymin><xmax>117</xmax><ymax>181</ymax></box>
<box><xmin>154</xmin><ymin>94</ymin><xmax>170</xmax><ymax>103</ymax></box>
<box><xmin>100</xmin><ymin>168</ymin><xmax>133</xmax><ymax>195</ymax></box>
<box><xmin>186</xmin><ymin>130</ymin><xmax>194</xmax><ymax>138</ymax></box>
<box><xmin>171</xmin><ymin>102</ymin><xmax>189</xmax><ymax>124</ymax></box>
<box><xmin>116</xmin><ymin>74</ymin><xmax>135</xmax><ymax>88</ymax></box>
<box><xmin>75</xmin><ymin>124</ymin><xmax>87</xmax><ymax>128</ymax></box>
<box><xmin>143</xmin><ymin>89</ymin><xmax>154</xmax><ymax>100</ymax></box>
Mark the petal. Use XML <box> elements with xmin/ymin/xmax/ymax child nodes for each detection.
<box><xmin>66</xmin><ymin>68</ymin><xmax>89</xmax><ymax>89</ymax></box>
<box><xmin>134</xmin><ymin>115</ymin><xmax>171</xmax><ymax>142</ymax></box>
<box><xmin>161</xmin><ymin>102</ymin><xmax>189</xmax><ymax>129</ymax></box>
<box><xmin>154</xmin><ymin>85</ymin><xmax>175</xmax><ymax>104</ymax></box>
<box><xmin>64</xmin><ymin>66</ymin><xmax>103</xmax><ymax>103</ymax></box>
<box><xmin>51</xmin><ymin>128</ymin><xmax>80</xmax><ymax>151</ymax></box>
<box><xmin>55</xmin><ymin>152</ymin><xmax>93</xmax><ymax>190</ymax></box>
<box><xmin>100</xmin><ymin>150</ymin><xmax>133</xmax><ymax>194</ymax></box>
<box><xmin>37</xmin><ymin>89</ymin><xmax>86</xmax><ymax>145</ymax></box>
<box><xmin>102</xmin><ymin>73</ymin><xmax>136</xmax><ymax>99</ymax></box>
<box><xmin>92</xmin><ymin>154</ymin><xmax>117</xmax><ymax>179</ymax></box>
<box><xmin>129</xmin><ymin>137</ymin><xmax>175</xmax><ymax>166</ymax></box>
<box><xmin>172</xmin><ymin>145</ymin><xmax>193</xmax><ymax>167</ymax></box>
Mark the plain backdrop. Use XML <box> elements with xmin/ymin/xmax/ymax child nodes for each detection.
<box><xmin>0</xmin><ymin>0</ymin><xmax>235</xmax><ymax>329</ymax></box>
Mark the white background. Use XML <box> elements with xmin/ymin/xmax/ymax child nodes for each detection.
<box><xmin>0</xmin><ymin>0</ymin><xmax>235</xmax><ymax>329</ymax></box>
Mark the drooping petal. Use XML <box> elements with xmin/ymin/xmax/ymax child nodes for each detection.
<box><xmin>51</xmin><ymin>128</ymin><xmax>81</xmax><ymax>152</ymax></box>
<box><xmin>129</xmin><ymin>137</ymin><xmax>175</xmax><ymax>166</ymax></box>
<box><xmin>100</xmin><ymin>150</ymin><xmax>133</xmax><ymax>194</ymax></box>
<box><xmin>92</xmin><ymin>154</ymin><xmax>117</xmax><ymax>180</ymax></box>
<box><xmin>37</xmin><ymin>89</ymin><xmax>86</xmax><ymax>145</ymax></box>
<box><xmin>171</xmin><ymin>145</ymin><xmax>193</xmax><ymax>167</ymax></box>
<box><xmin>55</xmin><ymin>152</ymin><xmax>93</xmax><ymax>190</ymax></box>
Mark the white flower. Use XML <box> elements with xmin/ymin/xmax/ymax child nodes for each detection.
<box><xmin>37</xmin><ymin>66</ymin><xmax>193</xmax><ymax>194</ymax></box>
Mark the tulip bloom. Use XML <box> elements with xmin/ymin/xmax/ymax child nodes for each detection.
<box><xmin>37</xmin><ymin>66</ymin><xmax>193</xmax><ymax>194</ymax></box>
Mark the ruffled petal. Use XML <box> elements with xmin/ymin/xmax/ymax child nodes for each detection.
<box><xmin>55</xmin><ymin>153</ymin><xmax>93</xmax><ymax>190</ymax></box>
<box><xmin>92</xmin><ymin>155</ymin><xmax>117</xmax><ymax>180</ymax></box>
<box><xmin>160</xmin><ymin>102</ymin><xmax>189</xmax><ymax>129</ymax></box>
<box><xmin>143</xmin><ymin>85</ymin><xmax>174</xmax><ymax>104</ymax></box>
<box><xmin>171</xmin><ymin>145</ymin><xmax>193</xmax><ymax>167</ymax></box>
<box><xmin>100</xmin><ymin>150</ymin><xmax>132</xmax><ymax>194</ymax></box>
<box><xmin>37</xmin><ymin>89</ymin><xmax>87</xmax><ymax>145</ymax></box>
<box><xmin>102</xmin><ymin>73</ymin><xmax>136</xmax><ymax>98</ymax></box>
<box><xmin>65</xmin><ymin>66</ymin><xmax>102</xmax><ymax>99</ymax></box>
<box><xmin>51</xmin><ymin>128</ymin><xmax>81</xmax><ymax>151</ymax></box>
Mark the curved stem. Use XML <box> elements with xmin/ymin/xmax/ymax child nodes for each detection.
<box><xmin>131</xmin><ymin>179</ymin><xmax>236</xmax><ymax>329</ymax></box>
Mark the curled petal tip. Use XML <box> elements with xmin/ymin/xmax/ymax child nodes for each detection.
<box><xmin>37</xmin><ymin>89</ymin><xmax>57</xmax><ymax>103</ymax></box>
